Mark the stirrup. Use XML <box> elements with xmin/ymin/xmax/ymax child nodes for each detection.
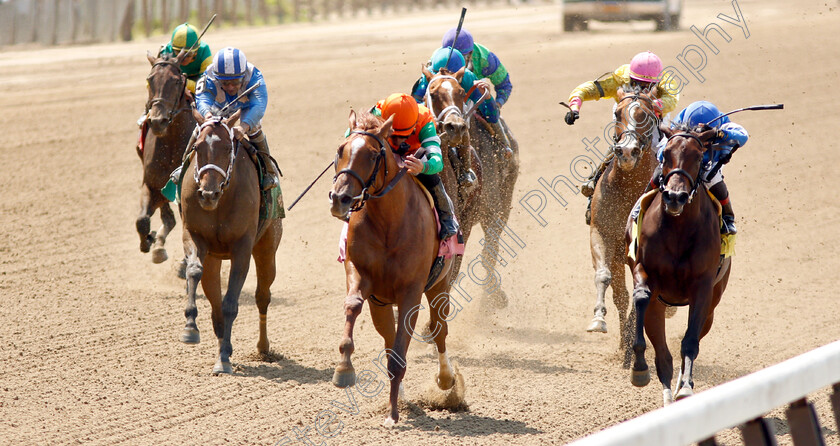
<box><xmin>261</xmin><ymin>175</ymin><xmax>278</xmax><ymax>191</ymax></box>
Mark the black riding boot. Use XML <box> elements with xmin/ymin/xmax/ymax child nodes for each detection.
<box><xmin>419</xmin><ymin>174</ymin><xmax>459</xmax><ymax>241</ymax></box>
<box><xmin>489</xmin><ymin>119</ymin><xmax>513</xmax><ymax>159</ymax></box>
<box><xmin>709</xmin><ymin>181</ymin><xmax>736</xmax><ymax>234</ymax></box>
<box><xmin>250</xmin><ymin>130</ymin><xmax>280</xmax><ymax>191</ymax></box>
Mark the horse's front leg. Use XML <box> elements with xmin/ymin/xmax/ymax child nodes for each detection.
<box><xmin>214</xmin><ymin>240</ymin><xmax>253</xmax><ymax>375</ymax></box>
<box><xmin>383</xmin><ymin>287</ymin><xmax>423</xmax><ymax>427</ymax></box>
<box><xmin>332</xmin><ymin>262</ymin><xmax>368</xmax><ymax>388</ymax></box>
<box><xmin>676</xmin><ymin>280</ymin><xmax>715</xmax><ymax>400</ymax></box>
<box><xmin>630</xmin><ymin>265</ymin><xmax>652</xmax><ymax>388</ymax></box>
<box><xmin>426</xmin><ymin>279</ymin><xmax>455</xmax><ymax>391</ymax></box>
<box><xmin>645</xmin><ymin>300</ymin><xmax>673</xmax><ymax>406</ymax></box>
<box><xmin>136</xmin><ymin>183</ymin><xmax>157</xmax><ymax>253</ymax></box>
<box><xmin>150</xmin><ymin>201</ymin><xmax>177</xmax><ymax>264</ymax></box>
<box><xmin>588</xmin><ymin>228</ymin><xmax>611</xmax><ymax>333</ymax></box>
<box><xmin>181</xmin><ymin>233</ymin><xmax>207</xmax><ymax>344</ymax></box>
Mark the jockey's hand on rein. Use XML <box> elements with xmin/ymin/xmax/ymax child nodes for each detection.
<box><xmin>404</xmin><ymin>155</ymin><xmax>424</xmax><ymax>176</ymax></box>
<box><xmin>565</xmin><ymin>110</ymin><xmax>579</xmax><ymax>125</ymax></box>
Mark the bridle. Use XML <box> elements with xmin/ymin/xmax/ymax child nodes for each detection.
<box><xmin>193</xmin><ymin>118</ymin><xmax>237</xmax><ymax>192</ymax></box>
<box><xmin>332</xmin><ymin>130</ymin><xmax>407</xmax><ymax>212</ymax></box>
<box><xmin>611</xmin><ymin>93</ymin><xmax>660</xmax><ymax>153</ymax></box>
<box><xmin>145</xmin><ymin>58</ymin><xmax>191</xmax><ymax>126</ymax></box>
<box><xmin>425</xmin><ymin>74</ymin><xmax>466</xmax><ymax>130</ymax></box>
<box><xmin>659</xmin><ymin>132</ymin><xmax>707</xmax><ymax>203</ymax></box>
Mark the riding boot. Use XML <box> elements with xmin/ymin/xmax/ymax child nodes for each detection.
<box><xmin>427</xmin><ymin>179</ymin><xmax>459</xmax><ymax>241</ymax></box>
<box><xmin>250</xmin><ymin>130</ymin><xmax>280</xmax><ymax>191</ymax></box>
<box><xmin>709</xmin><ymin>181</ymin><xmax>736</xmax><ymax>234</ymax></box>
<box><xmin>581</xmin><ymin>152</ymin><xmax>614</xmax><ymax>198</ymax></box>
<box><xmin>489</xmin><ymin>119</ymin><xmax>513</xmax><ymax>159</ymax></box>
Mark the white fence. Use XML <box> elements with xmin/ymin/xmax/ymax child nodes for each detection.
<box><xmin>567</xmin><ymin>340</ymin><xmax>840</xmax><ymax>446</ymax></box>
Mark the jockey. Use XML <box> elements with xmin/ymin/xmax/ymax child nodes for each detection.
<box><xmin>650</xmin><ymin>101</ymin><xmax>747</xmax><ymax>234</ymax></box>
<box><xmin>195</xmin><ymin>47</ymin><xmax>280</xmax><ymax>191</ymax></box>
<box><xmin>372</xmin><ymin>93</ymin><xmax>459</xmax><ymax>241</ymax></box>
<box><xmin>564</xmin><ymin>51</ymin><xmax>680</xmax><ymax>224</ymax></box>
<box><xmin>158</xmin><ymin>23</ymin><xmax>213</xmax><ymax>94</ymax></box>
<box><xmin>441</xmin><ymin>27</ymin><xmax>514</xmax><ymax>157</ymax></box>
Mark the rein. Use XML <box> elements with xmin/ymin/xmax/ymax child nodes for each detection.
<box><xmin>334</xmin><ymin>130</ymin><xmax>407</xmax><ymax>212</ymax></box>
<box><xmin>658</xmin><ymin>132</ymin><xmax>707</xmax><ymax>202</ymax></box>
<box><xmin>193</xmin><ymin>118</ymin><xmax>237</xmax><ymax>191</ymax></box>
<box><xmin>146</xmin><ymin>59</ymin><xmax>191</xmax><ymax>125</ymax></box>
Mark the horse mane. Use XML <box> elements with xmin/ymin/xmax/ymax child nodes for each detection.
<box><xmin>354</xmin><ymin>110</ymin><xmax>384</xmax><ymax>132</ymax></box>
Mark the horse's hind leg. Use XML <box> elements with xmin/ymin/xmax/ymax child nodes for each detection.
<box><xmin>252</xmin><ymin>221</ymin><xmax>282</xmax><ymax>355</ymax></box>
<box><xmin>150</xmin><ymin>202</ymin><xmax>177</xmax><ymax>264</ymax></box>
<box><xmin>478</xmin><ymin>205</ymin><xmax>517</xmax><ymax>308</ymax></box>
<box><xmin>136</xmin><ymin>184</ymin><xmax>157</xmax><ymax>253</ymax></box>
<box><xmin>426</xmin><ymin>281</ymin><xmax>455</xmax><ymax>391</ymax></box>
<box><xmin>384</xmin><ymin>291</ymin><xmax>422</xmax><ymax>426</ymax></box>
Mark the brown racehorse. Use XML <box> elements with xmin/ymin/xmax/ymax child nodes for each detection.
<box><xmin>422</xmin><ymin>66</ymin><xmax>483</xmax><ymax>287</ymax></box>
<box><xmin>329</xmin><ymin>110</ymin><xmax>458</xmax><ymax>426</ymax></box>
<box><xmin>136</xmin><ymin>51</ymin><xmax>195</xmax><ymax>265</ymax></box>
<box><xmin>180</xmin><ymin>109</ymin><xmax>283</xmax><ymax>374</ymax></box>
<box><xmin>626</xmin><ymin>125</ymin><xmax>731</xmax><ymax>406</ymax></box>
<box><xmin>588</xmin><ymin>85</ymin><xmax>660</xmax><ymax>367</ymax></box>
<box><xmin>468</xmin><ymin>97</ymin><xmax>520</xmax><ymax>308</ymax></box>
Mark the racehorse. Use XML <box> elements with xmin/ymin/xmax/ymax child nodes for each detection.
<box><xmin>468</xmin><ymin>91</ymin><xmax>520</xmax><ymax>308</ymax></box>
<box><xmin>626</xmin><ymin>125</ymin><xmax>731</xmax><ymax>406</ymax></box>
<box><xmin>329</xmin><ymin>110</ymin><xmax>459</xmax><ymax>426</ymax></box>
<box><xmin>180</xmin><ymin>109</ymin><xmax>283</xmax><ymax>374</ymax></box>
<box><xmin>587</xmin><ymin>85</ymin><xmax>660</xmax><ymax>367</ymax></box>
<box><xmin>136</xmin><ymin>51</ymin><xmax>194</xmax><ymax>265</ymax></box>
<box><xmin>422</xmin><ymin>66</ymin><xmax>483</xmax><ymax>285</ymax></box>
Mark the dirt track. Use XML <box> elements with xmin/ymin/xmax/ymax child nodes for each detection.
<box><xmin>1</xmin><ymin>0</ymin><xmax>839</xmax><ymax>444</ymax></box>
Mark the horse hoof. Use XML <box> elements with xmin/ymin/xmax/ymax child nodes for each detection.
<box><xmin>382</xmin><ymin>416</ymin><xmax>397</xmax><ymax>428</ymax></box>
<box><xmin>180</xmin><ymin>328</ymin><xmax>200</xmax><ymax>344</ymax></box>
<box><xmin>212</xmin><ymin>360</ymin><xmax>232</xmax><ymax>375</ymax></box>
<box><xmin>332</xmin><ymin>367</ymin><xmax>356</xmax><ymax>388</ymax></box>
<box><xmin>151</xmin><ymin>248</ymin><xmax>168</xmax><ymax>264</ymax></box>
<box><xmin>586</xmin><ymin>317</ymin><xmax>608</xmax><ymax>333</ymax></box>
<box><xmin>437</xmin><ymin>374</ymin><xmax>455</xmax><ymax>391</ymax></box>
<box><xmin>675</xmin><ymin>386</ymin><xmax>694</xmax><ymax>400</ymax></box>
<box><xmin>631</xmin><ymin>368</ymin><xmax>650</xmax><ymax>387</ymax></box>
<box><xmin>140</xmin><ymin>231</ymin><xmax>157</xmax><ymax>253</ymax></box>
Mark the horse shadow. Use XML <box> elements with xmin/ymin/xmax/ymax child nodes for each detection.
<box><xmin>398</xmin><ymin>402</ymin><xmax>543</xmax><ymax>436</ymax></box>
<box><xmin>232</xmin><ymin>351</ymin><xmax>332</xmax><ymax>384</ymax></box>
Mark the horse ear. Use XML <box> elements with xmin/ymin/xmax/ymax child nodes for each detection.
<box><xmin>348</xmin><ymin>109</ymin><xmax>357</xmax><ymax>130</ymax></box>
<box><xmin>174</xmin><ymin>48</ymin><xmax>187</xmax><ymax>64</ymax></box>
<box><xmin>697</xmin><ymin>128</ymin><xmax>717</xmax><ymax>148</ymax></box>
<box><xmin>660</xmin><ymin>123</ymin><xmax>674</xmax><ymax>139</ymax></box>
<box><xmin>422</xmin><ymin>63</ymin><xmax>434</xmax><ymax>82</ymax></box>
<box><xmin>225</xmin><ymin>109</ymin><xmax>242</xmax><ymax>127</ymax></box>
<box><xmin>455</xmin><ymin>66</ymin><xmax>466</xmax><ymax>82</ymax></box>
<box><xmin>378</xmin><ymin>115</ymin><xmax>394</xmax><ymax>139</ymax></box>
<box><xmin>192</xmin><ymin>108</ymin><xmax>205</xmax><ymax>125</ymax></box>
<box><xmin>147</xmin><ymin>50</ymin><xmax>157</xmax><ymax>65</ymax></box>
<box><xmin>615</xmin><ymin>87</ymin><xmax>626</xmax><ymax>102</ymax></box>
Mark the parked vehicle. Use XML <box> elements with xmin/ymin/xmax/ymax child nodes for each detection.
<box><xmin>563</xmin><ymin>0</ymin><xmax>683</xmax><ymax>32</ymax></box>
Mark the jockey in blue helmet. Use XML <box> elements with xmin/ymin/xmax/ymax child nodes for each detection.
<box><xmin>195</xmin><ymin>47</ymin><xmax>280</xmax><ymax>190</ymax></box>
<box><xmin>644</xmin><ymin>101</ymin><xmax>748</xmax><ymax>234</ymax></box>
<box><xmin>440</xmin><ymin>27</ymin><xmax>514</xmax><ymax>157</ymax></box>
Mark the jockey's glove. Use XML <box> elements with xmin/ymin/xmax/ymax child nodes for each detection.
<box><xmin>565</xmin><ymin>110</ymin><xmax>579</xmax><ymax>125</ymax></box>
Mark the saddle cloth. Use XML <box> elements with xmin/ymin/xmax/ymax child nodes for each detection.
<box><xmin>628</xmin><ymin>190</ymin><xmax>735</xmax><ymax>263</ymax></box>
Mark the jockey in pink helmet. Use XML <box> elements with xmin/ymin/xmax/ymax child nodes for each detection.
<box><xmin>564</xmin><ymin>51</ymin><xmax>680</xmax><ymax>225</ymax></box>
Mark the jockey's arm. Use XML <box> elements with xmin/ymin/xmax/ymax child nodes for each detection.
<box><xmin>716</xmin><ymin>122</ymin><xmax>749</xmax><ymax>149</ymax></box>
<box><xmin>239</xmin><ymin>70</ymin><xmax>268</xmax><ymax>131</ymax></box>
<box><xmin>194</xmin><ymin>76</ymin><xmax>216</xmax><ymax>117</ymax></box>
<box><xmin>567</xmin><ymin>67</ymin><xmax>624</xmax><ymax>112</ymax></box>
<box><xmin>655</xmin><ymin>76</ymin><xmax>681</xmax><ymax>116</ymax></box>
<box><xmin>417</xmin><ymin>122</ymin><xmax>443</xmax><ymax>175</ymax></box>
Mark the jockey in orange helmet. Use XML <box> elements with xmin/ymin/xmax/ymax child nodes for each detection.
<box><xmin>371</xmin><ymin>93</ymin><xmax>459</xmax><ymax>241</ymax></box>
<box><xmin>564</xmin><ymin>51</ymin><xmax>681</xmax><ymax>225</ymax></box>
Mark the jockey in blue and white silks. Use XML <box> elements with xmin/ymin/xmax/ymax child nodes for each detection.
<box><xmin>195</xmin><ymin>47</ymin><xmax>279</xmax><ymax>190</ymax></box>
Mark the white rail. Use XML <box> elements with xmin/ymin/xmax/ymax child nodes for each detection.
<box><xmin>567</xmin><ymin>339</ymin><xmax>840</xmax><ymax>446</ymax></box>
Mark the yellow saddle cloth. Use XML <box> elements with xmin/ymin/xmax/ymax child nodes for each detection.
<box><xmin>628</xmin><ymin>190</ymin><xmax>735</xmax><ymax>262</ymax></box>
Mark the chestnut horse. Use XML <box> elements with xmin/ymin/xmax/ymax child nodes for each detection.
<box><xmin>422</xmin><ymin>66</ymin><xmax>483</xmax><ymax>284</ymax></box>
<box><xmin>626</xmin><ymin>126</ymin><xmax>731</xmax><ymax>406</ymax></box>
<box><xmin>468</xmin><ymin>96</ymin><xmax>520</xmax><ymax>308</ymax></box>
<box><xmin>329</xmin><ymin>111</ymin><xmax>458</xmax><ymax>426</ymax></box>
<box><xmin>180</xmin><ymin>109</ymin><xmax>283</xmax><ymax>374</ymax></box>
<box><xmin>136</xmin><ymin>52</ymin><xmax>195</xmax><ymax>264</ymax></box>
<box><xmin>588</xmin><ymin>85</ymin><xmax>660</xmax><ymax>367</ymax></box>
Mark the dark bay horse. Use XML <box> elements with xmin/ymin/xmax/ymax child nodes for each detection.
<box><xmin>422</xmin><ymin>66</ymin><xmax>483</xmax><ymax>284</ymax></box>
<box><xmin>588</xmin><ymin>85</ymin><xmax>660</xmax><ymax>367</ymax></box>
<box><xmin>467</xmin><ymin>85</ymin><xmax>521</xmax><ymax>308</ymax></box>
<box><xmin>329</xmin><ymin>111</ymin><xmax>459</xmax><ymax>426</ymax></box>
<box><xmin>136</xmin><ymin>52</ymin><xmax>195</xmax><ymax>264</ymax></box>
<box><xmin>180</xmin><ymin>109</ymin><xmax>283</xmax><ymax>374</ymax></box>
<box><xmin>626</xmin><ymin>125</ymin><xmax>731</xmax><ymax>406</ymax></box>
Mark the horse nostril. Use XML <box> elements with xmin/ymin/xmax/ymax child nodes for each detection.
<box><xmin>340</xmin><ymin>195</ymin><xmax>352</xmax><ymax>205</ymax></box>
<box><xmin>676</xmin><ymin>192</ymin><xmax>689</xmax><ymax>206</ymax></box>
<box><xmin>632</xmin><ymin>148</ymin><xmax>641</xmax><ymax>157</ymax></box>
<box><xmin>613</xmin><ymin>146</ymin><xmax>622</xmax><ymax>155</ymax></box>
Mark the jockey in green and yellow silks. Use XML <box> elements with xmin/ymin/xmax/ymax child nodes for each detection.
<box><xmin>158</xmin><ymin>23</ymin><xmax>213</xmax><ymax>94</ymax></box>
